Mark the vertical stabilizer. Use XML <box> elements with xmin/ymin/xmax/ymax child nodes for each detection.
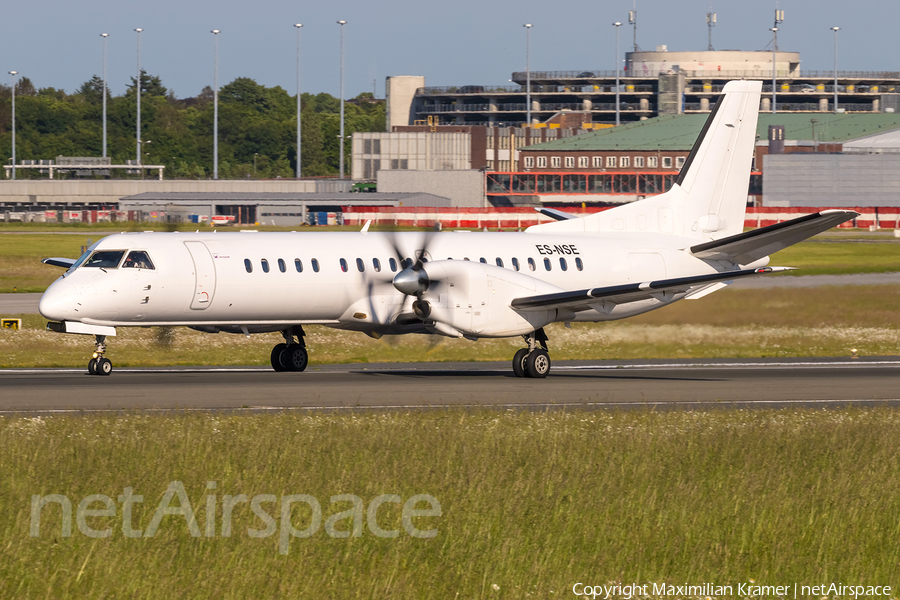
<box><xmin>526</xmin><ymin>80</ymin><xmax>762</xmax><ymax>241</ymax></box>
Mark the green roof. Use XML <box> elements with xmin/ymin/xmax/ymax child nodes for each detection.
<box><xmin>522</xmin><ymin>112</ymin><xmax>900</xmax><ymax>151</ymax></box>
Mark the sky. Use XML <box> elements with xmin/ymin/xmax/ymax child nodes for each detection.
<box><xmin>0</xmin><ymin>0</ymin><xmax>896</xmax><ymax>100</ymax></box>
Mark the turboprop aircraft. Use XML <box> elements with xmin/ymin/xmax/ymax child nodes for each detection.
<box><xmin>39</xmin><ymin>80</ymin><xmax>857</xmax><ymax>377</ymax></box>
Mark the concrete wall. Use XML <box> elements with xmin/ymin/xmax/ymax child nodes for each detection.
<box><xmin>377</xmin><ymin>170</ymin><xmax>485</xmax><ymax>207</ymax></box>
<box><xmin>352</xmin><ymin>132</ymin><xmax>471</xmax><ymax>180</ymax></box>
<box><xmin>763</xmin><ymin>154</ymin><xmax>900</xmax><ymax>206</ymax></box>
<box><xmin>0</xmin><ymin>180</ymin><xmax>320</xmax><ymax>206</ymax></box>
<box><xmin>385</xmin><ymin>76</ymin><xmax>426</xmax><ymax>131</ymax></box>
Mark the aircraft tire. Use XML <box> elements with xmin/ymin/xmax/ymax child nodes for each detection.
<box><xmin>512</xmin><ymin>349</ymin><xmax>528</xmax><ymax>378</ymax></box>
<box><xmin>286</xmin><ymin>345</ymin><xmax>309</xmax><ymax>372</ymax></box>
<box><xmin>88</xmin><ymin>358</ymin><xmax>98</xmax><ymax>375</ymax></box>
<box><xmin>96</xmin><ymin>357</ymin><xmax>113</xmax><ymax>376</ymax></box>
<box><xmin>271</xmin><ymin>343</ymin><xmax>289</xmax><ymax>372</ymax></box>
<box><xmin>525</xmin><ymin>349</ymin><xmax>550</xmax><ymax>379</ymax></box>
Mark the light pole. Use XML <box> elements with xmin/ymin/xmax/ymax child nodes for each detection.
<box><xmin>295</xmin><ymin>23</ymin><xmax>303</xmax><ymax>178</ymax></box>
<box><xmin>134</xmin><ymin>28</ymin><xmax>143</xmax><ymax>166</ymax></box>
<box><xmin>831</xmin><ymin>26</ymin><xmax>840</xmax><ymax>114</ymax></box>
<box><xmin>101</xmin><ymin>33</ymin><xmax>109</xmax><ymax>159</ymax></box>
<box><xmin>8</xmin><ymin>71</ymin><xmax>17</xmax><ymax>180</ymax></box>
<box><xmin>337</xmin><ymin>20</ymin><xmax>346</xmax><ymax>179</ymax></box>
<box><xmin>211</xmin><ymin>29</ymin><xmax>220</xmax><ymax>180</ymax></box>
<box><xmin>613</xmin><ymin>21</ymin><xmax>622</xmax><ymax>126</ymax></box>
<box><xmin>524</xmin><ymin>24</ymin><xmax>532</xmax><ymax>127</ymax></box>
<box><xmin>770</xmin><ymin>27</ymin><xmax>778</xmax><ymax>114</ymax></box>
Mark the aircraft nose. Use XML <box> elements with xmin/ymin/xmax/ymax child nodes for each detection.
<box><xmin>39</xmin><ymin>279</ymin><xmax>77</xmax><ymax>321</ymax></box>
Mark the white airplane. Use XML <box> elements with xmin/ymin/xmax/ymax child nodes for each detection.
<box><xmin>39</xmin><ymin>80</ymin><xmax>856</xmax><ymax>377</ymax></box>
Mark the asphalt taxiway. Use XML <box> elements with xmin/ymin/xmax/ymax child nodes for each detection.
<box><xmin>1</xmin><ymin>358</ymin><xmax>897</xmax><ymax>413</ymax></box>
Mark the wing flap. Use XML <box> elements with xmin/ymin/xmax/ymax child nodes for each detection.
<box><xmin>510</xmin><ymin>266</ymin><xmax>793</xmax><ymax>312</ymax></box>
<box><xmin>689</xmin><ymin>210</ymin><xmax>858</xmax><ymax>265</ymax></box>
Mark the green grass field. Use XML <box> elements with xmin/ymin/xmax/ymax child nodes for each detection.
<box><xmin>3</xmin><ymin>408</ymin><xmax>899</xmax><ymax>598</ymax></box>
<box><xmin>2</xmin><ymin>285</ymin><xmax>898</xmax><ymax>368</ymax></box>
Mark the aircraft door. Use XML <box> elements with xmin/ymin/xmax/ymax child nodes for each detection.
<box><xmin>184</xmin><ymin>241</ymin><xmax>217</xmax><ymax>309</ymax></box>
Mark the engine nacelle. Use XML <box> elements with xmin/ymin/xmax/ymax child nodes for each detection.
<box><xmin>417</xmin><ymin>261</ymin><xmax>564</xmax><ymax>338</ymax></box>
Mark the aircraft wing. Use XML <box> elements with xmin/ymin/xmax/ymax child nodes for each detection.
<box><xmin>42</xmin><ymin>257</ymin><xmax>76</xmax><ymax>268</ymax></box>
<box><xmin>510</xmin><ymin>266</ymin><xmax>792</xmax><ymax>312</ymax></box>
<box><xmin>689</xmin><ymin>210</ymin><xmax>858</xmax><ymax>265</ymax></box>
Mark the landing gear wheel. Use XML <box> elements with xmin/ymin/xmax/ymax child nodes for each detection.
<box><xmin>271</xmin><ymin>343</ymin><xmax>288</xmax><ymax>372</ymax></box>
<box><xmin>96</xmin><ymin>357</ymin><xmax>113</xmax><ymax>376</ymax></box>
<box><xmin>512</xmin><ymin>348</ymin><xmax>528</xmax><ymax>378</ymax></box>
<box><xmin>286</xmin><ymin>345</ymin><xmax>309</xmax><ymax>372</ymax></box>
<box><xmin>525</xmin><ymin>349</ymin><xmax>551</xmax><ymax>379</ymax></box>
<box><xmin>88</xmin><ymin>358</ymin><xmax>98</xmax><ymax>375</ymax></box>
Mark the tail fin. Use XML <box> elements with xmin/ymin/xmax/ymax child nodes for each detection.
<box><xmin>527</xmin><ymin>80</ymin><xmax>762</xmax><ymax>240</ymax></box>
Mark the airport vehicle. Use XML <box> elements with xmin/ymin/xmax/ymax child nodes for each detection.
<box><xmin>39</xmin><ymin>81</ymin><xmax>856</xmax><ymax>377</ymax></box>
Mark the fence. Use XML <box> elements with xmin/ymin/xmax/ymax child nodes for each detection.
<box><xmin>342</xmin><ymin>205</ymin><xmax>900</xmax><ymax>230</ymax></box>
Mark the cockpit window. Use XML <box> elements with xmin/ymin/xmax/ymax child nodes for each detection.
<box><xmin>122</xmin><ymin>250</ymin><xmax>155</xmax><ymax>270</ymax></box>
<box><xmin>84</xmin><ymin>250</ymin><xmax>126</xmax><ymax>269</ymax></box>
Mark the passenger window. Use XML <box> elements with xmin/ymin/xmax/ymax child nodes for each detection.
<box><xmin>479</xmin><ymin>258</ymin><xmax>487</xmax><ymax>264</ymax></box>
<box><xmin>340</xmin><ymin>258</ymin><xmax>348</xmax><ymax>272</ymax></box>
<box><xmin>575</xmin><ymin>257</ymin><xmax>583</xmax><ymax>271</ymax></box>
<box><xmin>389</xmin><ymin>258</ymin><xmax>397</xmax><ymax>272</ymax></box>
<box><xmin>122</xmin><ymin>250</ymin><xmax>155</xmax><ymax>270</ymax></box>
<box><xmin>495</xmin><ymin>258</ymin><xmax>504</xmax><ymax>267</ymax></box>
<box><xmin>463</xmin><ymin>257</ymin><xmax>470</xmax><ymax>261</ymax></box>
<box><xmin>559</xmin><ymin>257</ymin><xmax>567</xmax><ymax>271</ymax></box>
<box><xmin>294</xmin><ymin>258</ymin><xmax>303</xmax><ymax>273</ymax></box>
<box><xmin>84</xmin><ymin>250</ymin><xmax>125</xmax><ymax>269</ymax></box>
<box><xmin>527</xmin><ymin>258</ymin><xmax>536</xmax><ymax>271</ymax></box>
<box><xmin>544</xmin><ymin>258</ymin><xmax>552</xmax><ymax>271</ymax></box>
<box><xmin>373</xmin><ymin>258</ymin><xmax>381</xmax><ymax>273</ymax></box>
<box><xmin>244</xmin><ymin>259</ymin><xmax>253</xmax><ymax>273</ymax></box>
<box><xmin>512</xmin><ymin>257</ymin><xmax>520</xmax><ymax>271</ymax></box>
<box><xmin>261</xmin><ymin>259</ymin><xmax>270</xmax><ymax>273</ymax></box>
<box><xmin>312</xmin><ymin>259</ymin><xmax>320</xmax><ymax>273</ymax></box>
<box><xmin>356</xmin><ymin>258</ymin><xmax>365</xmax><ymax>272</ymax></box>
<box><xmin>400</xmin><ymin>258</ymin><xmax>412</xmax><ymax>269</ymax></box>
<box><xmin>278</xmin><ymin>258</ymin><xmax>286</xmax><ymax>273</ymax></box>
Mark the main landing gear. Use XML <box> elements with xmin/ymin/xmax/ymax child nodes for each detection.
<box><xmin>87</xmin><ymin>334</ymin><xmax>113</xmax><ymax>376</ymax></box>
<box><xmin>512</xmin><ymin>328</ymin><xmax>551</xmax><ymax>378</ymax></box>
<box><xmin>271</xmin><ymin>326</ymin><xmax>308</xmax><ymax>372</ymax></box>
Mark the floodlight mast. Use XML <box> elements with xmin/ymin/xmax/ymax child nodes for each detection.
<box><xmin>101</xmin><ymin>33</ymin><xmax>109</xmax><ymax>159</ymax></box>
<box><xmin>135</xmin><ymin>28</ymin><xmax>143</xmax><ymax>166</ymax></box>
<box><xmin>8</xmin><ymin>71</ymin><xmax>17</xmax><ymax>180</ymax></box>
<box><xmin>295</xmin><ymin>23</ymin><xmax>303</xmax><ymax>178</ymax></box>
<box><xmin>771</xmin><ymin>10</ymin><xmax>784</xmax><ymax>115</ymax></box>
<box><xmin>524</xmin><ymin>24</ymin><xmax>532</xmax><ymax>126</ymax></box>
<box><xmin>211</xmin><ymin>29</ymin><xmax>220</xmax><ymax>180</ymax></box>
<box><xmin>338</xmin><ymin>20</ymin><xmax>347</xmax><ymax>179</ymax></box>
<box><xmin>613</xmin><ymin>22</ymin><xmax>622</xmax><ymax>126</ymax></box>
<box><xmin>831</xmin><ymin>26</ymin><xmax>840</xmax><ymax>114</ymax></box>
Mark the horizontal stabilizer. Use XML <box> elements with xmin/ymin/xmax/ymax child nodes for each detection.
<box><xmin>689</xmin><ymin>210</ymin><xmax>858</xmax><ymax>265</ymax></box>
<box><xmin>511</xmin><ymin>266</ymin><xmax>793</xmax><ymax>312</ymax></box>
<box><xmin>42</xmin><ymin>257</ymin><xmax>76</xmax><ymax>268</ymax></box>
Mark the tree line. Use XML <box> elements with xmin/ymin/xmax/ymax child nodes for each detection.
<box><xmin>0</xmin><ymin>73</ymin><xmax>385</xmax><ymax>179</ymax></box>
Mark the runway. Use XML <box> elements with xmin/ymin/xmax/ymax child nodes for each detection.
<box><xmin>2</xmin><ymin>358</ymin><xmax>899</xmax><ymax>413</ymax></box>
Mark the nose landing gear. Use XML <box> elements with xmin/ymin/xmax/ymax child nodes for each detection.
<box><xmin>511</xmin><ymin>328</ymin><xmax>551</xmax><ymax>378</ymax></box>
<box><xmin>87</xmin><ymin>335</ymin><xmax>112</xmax><ymax>376</ymax></box>
<box><xmin>271</xmin><ymin>326</ymin><xmax>308</xmax><ymax>372</ymax></box>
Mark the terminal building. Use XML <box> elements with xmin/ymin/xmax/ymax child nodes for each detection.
<box><xmin>390</xmin><ymin>48</ymin><xmax>899</xmax><ymax>129</ymax></box>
